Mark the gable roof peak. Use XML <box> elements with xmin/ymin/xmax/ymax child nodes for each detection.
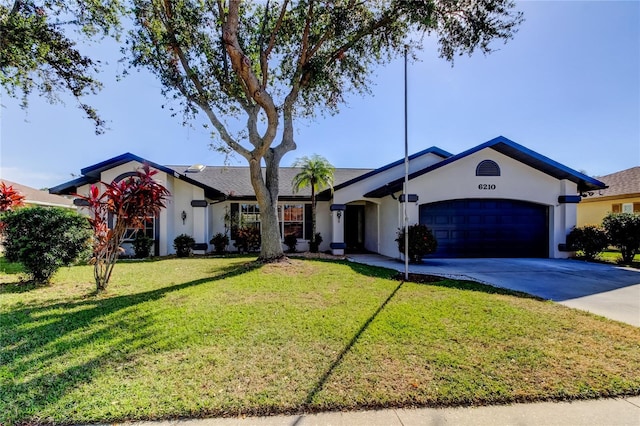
<box><xmin>363</xmin><ymin>136</ymin><xmax>607</xmax><ymax>198</ymax></box>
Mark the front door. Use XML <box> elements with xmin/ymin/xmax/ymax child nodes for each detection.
<box><xmin>345</xmin><ymin>205</ymin><xmax>365</xmax><ymax>252</ymax></box>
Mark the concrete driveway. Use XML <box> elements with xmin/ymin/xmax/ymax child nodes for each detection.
<box><xmin>348</xmin><ymin>255</ymin><xmax>640</xmax><ymax>327</ymax></box>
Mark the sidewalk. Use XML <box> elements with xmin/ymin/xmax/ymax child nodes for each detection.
<box><xmin>128</xmin><ymin>397</ymin><xmax>640</xmax><ymax>425</ymax></box>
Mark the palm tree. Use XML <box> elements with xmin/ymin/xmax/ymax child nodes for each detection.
<box><xmin>291</xmin><ymin>155</ymin><xmax>335</xmax><ymax>252</ymax></box>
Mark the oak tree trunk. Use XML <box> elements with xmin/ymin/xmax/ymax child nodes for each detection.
<box><xmin>250</xmin><ymin>154</ymin><xmax>286</xmax><ymax>262</ymax></box>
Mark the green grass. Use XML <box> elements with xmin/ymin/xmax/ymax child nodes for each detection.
<box><xmin>597</xmin><ymin>249</ymin><xmax>640</xmax><ymax>267</ymax></box>
<box><xmin>1</xmin><ymin>257</ymin><xmax>639</xmax><ymax>425</ymax></box>
<box><xmin>0</xmin><ymin>256</ymin><xmax>24</xmax><ymax>276</ymax></box>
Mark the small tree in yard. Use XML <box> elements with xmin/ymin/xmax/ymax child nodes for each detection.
<box><xmin>602</xmin><ymin>213</ymin><xmax>640</xmax><ymax>263</ymax></box>
<box><xmin>1</xmin><ymin>207</ymin><xmax>91</xmax><ymax>283</ymax></box>
<box><xmin>76</xmin><ymin>164</ymin><xmax>170</xmax><ymax>291</ymax></box>
<box><xmin>292</xmin><ymin>155</ymin><xmax>334</xmax><ymax>253</ymax></box>
<box><xmin>0</xmin><ymin>182</ymin><xmax>26</xmax><ymax>239</ymax></box>
<box><xmin>0</xmin><ymin>182</ymin><xmax>25</xmax><ymax>212</ymax></box>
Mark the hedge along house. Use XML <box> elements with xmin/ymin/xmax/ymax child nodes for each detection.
<box><xmin>50</xmin><ymin>136</ymin><xmax>606</xmax><ymax>259</ymax></box>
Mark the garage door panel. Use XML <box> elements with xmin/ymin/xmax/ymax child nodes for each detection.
<box><xmin>451</xmin><ymin>215</ymin><xmax>465</xmax><ymax>224</ymax></box>
<box><xmin>435</xmin><ymin>215</ymin><xmax>449</xmax><ymax>225</ymax></box>
<box><xmin>468</xmin><ymin>215</ymin><xmax>482</xmax><ymax>224</ymax></box>
<box><xmin>434</xmin><ymin>230</ymin><xmax>449</xmax><ymax>240</ymax></box>
<box><xmin>420</xmin><ymin>199</ymin><xmax>548</xmax><ymax>258</ymax></box>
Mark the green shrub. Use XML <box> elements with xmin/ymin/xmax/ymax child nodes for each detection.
<box><xmin>174</xmin><ymin>234</ymin><xmax>195</xmax><ymax>257</ymax></box>
<box><xmin>309</xmin><ymin>232</ymin><xmax>323</xmax><ymax>253</ymax></box>
<box><xmin>567</xmin><ymin>225</ymin><xmax>609</xmax><ymax>260</ymax></box>
<box><xmin>234</xmin><ymin>226</ymin><xmax>261</xmax><ymax>253</ymax></box>
<box><xmin>602</xmin><ymin>213</ymin><xmax>640</xmax><ymax>263</ymax></box>
<box><xmin>283</xmin><ymin>234</ymin><xmax>298</xmax><ymax>253</ymax></box>
<box><xmin>1</xmin><ymin>207</ymin><xmax>91</xmax><ymax>283</ymax></box>
<box><xmin>396</xmin><ymin>224</ymin><xmax>438</xmax><ymax>263</ymax></box>
<box><xmin>209</xmin><ymin>232</ymin><xmax>229</xmax><ymax>254</ymax></box>
<box><xmin>133</xmin><ymin>232</ymin><xmax>154</xmax><ymax>259</ymax></box>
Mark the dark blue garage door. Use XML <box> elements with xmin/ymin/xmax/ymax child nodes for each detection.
<box><xmin>419</xmin><ymin>199</ymin><xmax>549</xmax><ymax>258</ymax></box>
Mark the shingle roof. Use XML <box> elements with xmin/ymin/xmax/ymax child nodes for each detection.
<box><xmin>1</xmin><ymin>179</ymin><xmax>75</xmax><ymax>208</ymax></box>
<box><xmin>168</xmin><ymin>166</ymin><xmax>372</xmax><ymax>199</ymax></box>
<box><xmin>588</xmin><ymin>166</ymin><xmax>640</xmax><ymax>198</ymax></box>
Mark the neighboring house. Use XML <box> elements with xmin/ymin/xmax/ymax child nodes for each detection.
<box><xmin>577</xmin><ymin>166</ymin><xmax>640</xmax><ymax>227</ymax></box>
<box><xmin>0</xmin><ymin>179</ymin><xmax>75</xmax><ymax>209</ymax></box>
<box><xmin>50</xmin><ymin>136</ymin><xmax>605</xmax><ymax>259</ymax></box>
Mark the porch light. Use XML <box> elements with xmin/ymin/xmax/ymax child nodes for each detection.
<box><xmin>181</xmin><ymin>210</ymin><xmax>187</xmax><ymax>224</ymax></box>
<box><xmin>330</xmin><ymin>204</ymin><xmax>346</xmax><ymax>223</ymax></box>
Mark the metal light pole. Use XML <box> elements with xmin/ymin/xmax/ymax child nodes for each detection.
<box><xmin>403</xmin><ymin>46</ymin><xmax>409</xmax><ymax>280</ymax></box>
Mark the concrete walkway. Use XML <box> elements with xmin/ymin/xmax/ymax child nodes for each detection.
<box><xmin>348</xmin><ymin>254</ymin><xmax>640</xmax><ymax>327</ymax></box>
<box><xmin>128</xmin><ymin>397</ymin><xmax>640</xmax><ymax>425</ymax></box>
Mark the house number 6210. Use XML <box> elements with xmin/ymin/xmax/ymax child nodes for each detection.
<box><xmin>478</xmin><ymin>184</ymin><xmax>496</xmax><ymax>190</ymax></box>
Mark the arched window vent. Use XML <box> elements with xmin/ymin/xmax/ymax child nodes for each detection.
<box><xmin>476</xmin><ymin>160</ymin><xmax>500</xmax><ymax>176</ymax></box>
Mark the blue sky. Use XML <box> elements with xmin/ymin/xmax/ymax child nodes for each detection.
<box><xmin>1</xmin><ymin>1</ymin><xmax>639</xmax><ymax>189</ymax></box>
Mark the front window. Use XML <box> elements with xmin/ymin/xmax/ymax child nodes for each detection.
<box><xmin>236</xmin><ymin>203</ymin><xmax>306</xmax><ymax>240</ymax></box>
<box><xmin>240</xmin><ymin>204</ymin><xmax>261</xmax><ymax>231</ymax></box>
<box><xmin>123</xmin><ymin>217</ymin><xmax>155</xmax><ymax>241</ymax></box>
<box><xmin>280</xmin><ymin>204</ymin><xmax>304</xmax><ymax>239</ymax></box>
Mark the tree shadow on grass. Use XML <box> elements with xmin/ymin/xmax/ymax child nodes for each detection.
<box><xmin>298</xmin><ymin>257</ymin><xmax>399</xmax><ymax>280</ymax></box>
<box><xmin>394</xmin><ymin>273</ymin><xmax>545</xmax><ymax>301</ymax></box>
<box><xmin>0</xmin><ymin>280</ymin><xmax>41</xmax><ymax>294</ymax></box>
<box><xmin>336</xmin><ymin>257</ymin><xmax>542</xmax><ymax>300</ymax></box>
<box><xmin>302</xmin><ymin>279</ymin><xmax>404</xmax><ymax>408</ymax></box>
<box><xmin>0</xmin><ymin>260</ymin><xmax>261</xmax><ymax>425</ymax></box>
<box><xmin>297</xmin><ymin>258</ymin><xmax>544</xmax><ymax>413</ymax></box>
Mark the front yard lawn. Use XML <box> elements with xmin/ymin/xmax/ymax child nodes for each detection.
<box><xmin>1</xmin><ymin>257</ymin><xmax>639</xmax><ymax>425</ymax></box>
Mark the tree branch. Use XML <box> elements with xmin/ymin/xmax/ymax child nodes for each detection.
<box><xmin>147</xmin><ymin>3</ymin><xmax>251</xmax><ymax>160</ymax></box>
<box><xmin>299</xmin><ymin>0</ymin><xmax>315</xmax><ymax>66</ymax></box>
<box><xmin>224</xmin><ymin>0</ymin><xmax>279</xmax><ymax>158</ymax></box>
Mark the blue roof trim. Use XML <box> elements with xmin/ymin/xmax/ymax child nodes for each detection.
<box><xmin>49</xmin><ymin>176</ymin><xmax>96</xmax><ymax>195</ymax></box>
<box><xmin>81</xmin><ymin>152</ymin><xmax>180</xmax><ymax>178</ymax></box>
<box><xmin>363</xmin><ymin>136</ymin><xmax>607</xmax><ymax>198</ymax></box>
<box><xmin>55</xmin><ymin>152</ymin><xmax>225</xmax><ymax>199</ymax></box>
<box><xmin>325</xmin><ymin>146</ymin><xmax>452</xmax><ymax>194</ymax></box>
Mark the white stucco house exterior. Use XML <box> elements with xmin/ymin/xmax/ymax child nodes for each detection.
<box><xmin>50</xmin><ymin>136</ymin><xmax>606</xmax><ymax>259</ymax></box>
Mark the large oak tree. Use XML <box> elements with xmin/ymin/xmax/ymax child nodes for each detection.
<box><xmin>134</xmin><ymin>1</ymin><xmax>523</xmax><ymax>261</ymax></box>
<box><xmin>2</xmin><ymin>1</ymin><xmax>525</xmax><ymax>262</ymax></box>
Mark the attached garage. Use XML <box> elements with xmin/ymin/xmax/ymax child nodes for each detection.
<box><xmin>420</xmin><ymin>199</ymin><xmax>549</xmax><ymax>258</ymax></box>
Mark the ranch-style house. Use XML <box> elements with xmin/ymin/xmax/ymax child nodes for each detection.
<box><xmin>50</xmin><ymin>136</ymin><xmax>606</xmax><ymax>259</ymax></box>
